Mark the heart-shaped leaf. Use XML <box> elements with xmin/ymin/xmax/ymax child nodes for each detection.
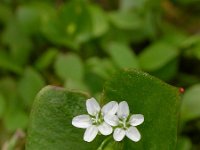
<box><xmin>102</xmin><ymin>69</ymin><xmax>180</xmax><ymax>150</ymax></box>
<box><xmin>26</xmin><ymin>86</ymin><xmax>103</xmax><ymax>150</ymax></box>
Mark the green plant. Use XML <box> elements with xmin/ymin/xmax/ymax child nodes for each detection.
<box><xmin>26</xmin><ymin>69</ymin><xmax>181</xmax><ymax>150</ymax></box>
<box><xmin>0</xmin><ymin>0</ymin><xmax>200</xmax><ymax>149</ymax></box>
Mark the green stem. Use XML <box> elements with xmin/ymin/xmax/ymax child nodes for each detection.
<box><xmin>97</xmin><ymin>136</ymin><xmax>112</xmax><ymax>150</ymax></box>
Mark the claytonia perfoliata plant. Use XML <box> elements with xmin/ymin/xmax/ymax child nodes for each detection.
<box><xmin>72</xmin><ymin>98</ymin><xmax>144</xmax><ymax>143</ymax></box>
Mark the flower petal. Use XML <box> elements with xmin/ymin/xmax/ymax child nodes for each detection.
<box><xmin>117</xmin><ymin>101</ymin><xmax>130</xmax><ymax>119</ymax></box>
<box><xmin>104</xmin><ymin>114</ymin><xmax>119</xmax><ymax>126</ymax></box>
<box><xmin>98</xmin><ymin>122</ymin><xmax>113</xmax><ymax>135</ymax></box>
<box><xmin>102</xmin><ymin>101</ymin><xmax>118</xmax><ymax>116</ymax></box>
<box><xmin>129</xmin><ymin>114</ymin><xmax>144</xmax><ymax>126</ymax></box>
<box><xmin>126</xmin><ymin>126</ymin><xmax>141</xmax><ymax>142</ymax></box>
<box><xmin>86</xmin><ymin>97</ymin><xmax>100</xmax><ymax>116</ymax></box>
<box><xmin>113</xmin><ymin>128</ymin><xmax>126</xmax><ymax>141</ymax></box>
<box><xmin>84</xmin><ymin>125</ymin><xmax>98</xmax><ymax>142</ymax></box>
<box><xmin>72</xmin><ymin>115</ymin><xmax>92</xmax><ymax>128</ymax></box>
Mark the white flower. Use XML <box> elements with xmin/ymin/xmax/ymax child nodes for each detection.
<box><xmin>72</xmin><ymin>97</ymin><xmax>118</xmax><ymax>142</ymax></box>
<box><xmin>104</xmin><ymin>101</ymin><xmax>144</xmax><ymax>142</ymax></box>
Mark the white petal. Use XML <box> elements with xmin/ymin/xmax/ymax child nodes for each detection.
<box><xmin>98</xmin><ymin>122</ymin><xmax>113</xmax><ymax>135</ymax></box>
<box><xmin>104</xmin><ymin>114</ymin><xmax>119</xmax><ymax>126</ymax></box>
<box><xmin>84</xmin><ymin>125</ymin><xmax>98</xmax><ymax>142</ymax></box>
<box><xmin>126</xmin><ymin>126</ymin><xmax>141</xmax><ymax>142</ymax></box>
<box><xmin>113</xmin><ymin>128</ymin><xmax>126</xmax><ymax>141</ymax></box>
<box><xmin>102</xmin><ymin>101</ymin><xmax>118</xmax><ymax>116</ymax></box>
<box><xmin>72</xmin><ymin>115</ymin><xmax>92</xmax><ymax>128</ymax></box>
<box><xmin>86</xmin><ymin>97</ymin><xmax>100</xmax><ymax>116</ymax></box>
<box><xmin>129</xmin><ymin>114</ymin><xmax>144</xmax><ymax>126</ymax></box>
<box><xmin>117</xmin><ymin>101</ymin><xmax>130</xmax><ymax>119</ymax></box>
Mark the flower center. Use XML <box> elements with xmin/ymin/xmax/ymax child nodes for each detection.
<box><xmin>119</xmin><ymin>116</ymin><xmax>129</xmax><ymax>130</ymax></box>
<box><xmin>91</xmin><ymin>112</ymin><xmax>103</xmax><ymax>125</ymax></box>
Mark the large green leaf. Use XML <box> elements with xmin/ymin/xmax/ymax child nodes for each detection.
<box><xmin>26</xmin><ymin>86</ymin><xmax>103</xmax><ymax>150</ymax></box>
<box><xmin>102</xmin><ymin>69</ymin><xmax>180</xmax><ymax>150</ymax></box>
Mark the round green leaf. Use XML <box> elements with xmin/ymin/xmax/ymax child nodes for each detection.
<box><xmin>26</xmin><ymin>86</ymin><xmax>103</xmax><ymax>150</ymax></box>
<box><xmin>102</xmin><ymin>69</ymin><xmax>181</xmax><ymax>149</ymax></box>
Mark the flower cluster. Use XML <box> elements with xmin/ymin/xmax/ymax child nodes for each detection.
<box><xmin>72</xmin><ymin>97</ymin><xmax>144</xmax><ymax>142</ymax></box>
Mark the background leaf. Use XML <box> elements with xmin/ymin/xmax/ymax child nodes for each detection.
<box><xmin>86</xmin><ymin>57</ymin><xmax>116</xmax><ymax>79</ymax></box>
<box><xmin>176</xmin><ymin>137</ymin><xmax>192</xmax><ymax>150</ymax></box>
<box><xmin>139</xmin><ymin>41</ymin><xmax>179</xmax><ymax>71</ymax></box>
<box><xmin>35</xmin><ymin>48</ymin><xmax>58</xmax><ymax>71</ymax></box>
<box><xmin>105</xmin><ymin>42</ymin><xmax>139</xmax><ymax>69</ymax></box>
<box><xmin>88</xmin><ymin>4</ymin><xmax>109</xmax><ymax>37</ymax></box>
<box><xmin>54</xmin><ymin>53</ymin><xmax>84</xmax><ymax>81</ymax></box>
<box><xmin>109</xmin><ymin>11</ymin><xmax>142</xmax><ymax>30</ymax></box>
<box><xmin>4</xmin><ymin>110</ymin><xmax>29</xmax><ymax>131</ymax></box>
<box><xmin>0</xmin><ymin>51</ymin><xmax>23</xmax><ymax>74</ymax></box>
<box><xmin>0</xmin><ymin>93</ymin><xmax>6</xmax><ymax>118</ymax></box>
<box><xmin>181</xmin><ymin>84</ymin><xmax>200</xmax><ymax>122</ymax></box>
<box><xmin>18</xmin><ymin>68</ymin><xmax>45</xmax><ymax>107</ymax></box>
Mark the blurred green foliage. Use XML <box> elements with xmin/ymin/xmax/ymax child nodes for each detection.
<box><xmin>0</xmin><ymin>0</ymin><xmax>200</xmax><ymax>149</ymax></box>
